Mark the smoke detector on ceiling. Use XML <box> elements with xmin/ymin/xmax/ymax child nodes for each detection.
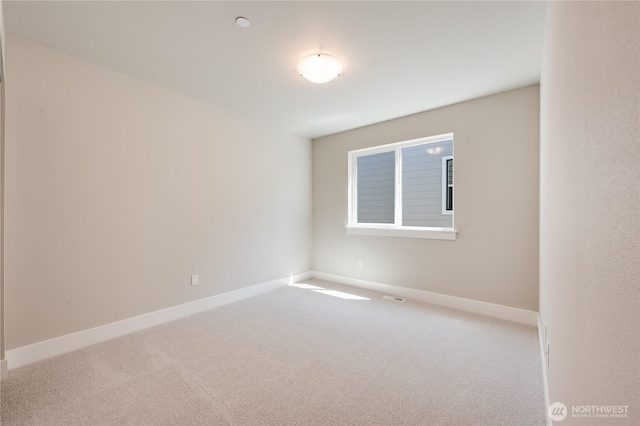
<box><xmin>236</xmin><ymin>17</ymin><xmax>250</xmax><ymax>28</ymax></box>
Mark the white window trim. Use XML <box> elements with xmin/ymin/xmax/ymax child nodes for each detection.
<box><xmin>442</xmin><ymin>155</ymin><xmax>453</xmax><ymax>215</ymax></box>
<box><xmin>346</xmin><ymin>225</ymin><xmax>457</xmax><ymax>240</ymax></box>
<box><xmin>347</xmin><ymin>133</ymin><xmax>456</xmax><ymax>240</ymax></box>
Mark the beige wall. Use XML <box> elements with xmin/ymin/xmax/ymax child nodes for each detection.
<box><xmin>0</xmin><ymin>80</ymin><xmax>3</xmax><ymax>420</ymax></box>
<box><xmin>1</xmin><ymin>7</ymin><xmax>4</xmax><ymax>423</ymax></box>
<box><xmin>4</xmin><ymin>36</ymin><xmax>312</xmax><ymax>350</ymax></box>
<box><xmin>540</xmin><ymin>2</ymin><xmax>639</xmax><ymax>424</ymax></box>
<box><xmin>312</xmin><ymin>85</ymin><xmax>539</xmax><ymax>311</ymax></box>
<box><xmin>1</xmin><ymin>0</ymin><xmax>5</xmax><ymax>373</ymax></box>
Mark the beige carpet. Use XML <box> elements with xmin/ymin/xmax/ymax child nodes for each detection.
<box><xmin>2</xmin><ymin>279</ymin><xmax>546</xmax><ymax>425</ymax></box>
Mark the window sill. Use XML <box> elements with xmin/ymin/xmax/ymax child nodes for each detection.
<box><xmin>346</xmin><ymin>225</ymin><xmax>457</xmax><ymax>240</ymax></box>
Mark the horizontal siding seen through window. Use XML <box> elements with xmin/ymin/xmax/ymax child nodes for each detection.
<box><xmin>357</xmin><ymin>151</ymin><xmax>395</xmax><ymax>224</ymax></box>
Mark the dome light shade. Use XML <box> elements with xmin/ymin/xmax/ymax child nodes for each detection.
<box><xmin>297</xmin><ymin>54</ymin><xmax>342</xmax><ymax>83</ymax></box>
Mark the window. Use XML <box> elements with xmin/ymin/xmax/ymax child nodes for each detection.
<box><xmin>347</xmin><ymin>133</ymin><xmax>456</xmax><ymax>240</ymax></box>
<box><xmin>442</xmin><ymin>155</ymin><xmax>453</xmax><ymax>215</ymax></box>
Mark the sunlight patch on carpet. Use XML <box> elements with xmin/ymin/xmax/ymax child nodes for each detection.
<box><xmin>312</xmin><ymin>290</ymin><xmax>370</xmax><ymax>300</ymax></box>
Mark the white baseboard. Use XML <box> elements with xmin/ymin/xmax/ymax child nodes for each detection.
<box><xmin>5</xmin><ymin>270</ymin><xmax>537</xmax><ymax>371</ymax></box>
<box><xmin>7</xmin><ymin>272</ymin><xmax>312</xmax><ymax>371</ymax></box>
<box><xmin>1</xmin><ymin>358</ymin><xmax>7</xmax><ymax>381</ymax></box>
<box><xmin>310</xmin><ymin>271</ymin><xmax>538</xmax><ymax>326</ymax></box>
<box><xmin>538</xmin><ymin>314</ymin><xmax>551</xmax><ymax>426</ymax></box>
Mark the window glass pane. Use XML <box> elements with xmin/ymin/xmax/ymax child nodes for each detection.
<box><xmin>402</xmin><ymin>140</ymin><xmax>453</xmax><ymax>227</ymax></box>
<box><xmin>357</xmin><ymin>151</ymin><xmax>395</xmax><ymax>224</ymax></box>
<box><xmin>446</xmin><ymin>159</ymin><xmax>453</xmax><ymax>211</ymax></box>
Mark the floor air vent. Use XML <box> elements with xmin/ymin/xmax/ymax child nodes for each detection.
<box><xmin>383</xmin><ymin>295</ymin><xmax>405</xmax><ymax>302</ymax></box>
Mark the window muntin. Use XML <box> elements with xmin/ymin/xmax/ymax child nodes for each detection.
<box><xmin>348</xmin><ymin>133</ymin><xmax>454</xmax><ymax>232</ymax></box>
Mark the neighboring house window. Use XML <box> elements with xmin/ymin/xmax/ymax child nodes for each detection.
<box><xmin>442</xmin><ymin>155</ymin><xmax>453</xmax><ymax>215</ymax></box>
<box><xmin>347</xmin><ymin>133</ymin><xmax>456</xmax><ymax>240</ymax></box>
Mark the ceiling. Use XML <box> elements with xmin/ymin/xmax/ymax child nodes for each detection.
<box><xmin>4</xmin><ymin>1</ymin><xmax>547</xmax><ymax>139</ymax></box>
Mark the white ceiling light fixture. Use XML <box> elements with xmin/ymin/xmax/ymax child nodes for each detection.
<box><xmin>297</xmin><ymin>54</ymin><xmax>342</xmax><ymax>84</ymax></box>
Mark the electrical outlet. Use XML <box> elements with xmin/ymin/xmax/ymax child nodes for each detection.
<box><xmin>191</xmin><ymin>274</ymin><xmax>199</xmax><ymax>286</ymax></box>
<box><xmin>358</xmin><ymin>259</ymin><xmax>364</xmax><ymax>268</ymax></box>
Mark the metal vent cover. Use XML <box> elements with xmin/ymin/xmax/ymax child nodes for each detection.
<box><xmin>383</xmin><ymin>295</ymin><xmax>405</xmax><ymax>303</ymax></box>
